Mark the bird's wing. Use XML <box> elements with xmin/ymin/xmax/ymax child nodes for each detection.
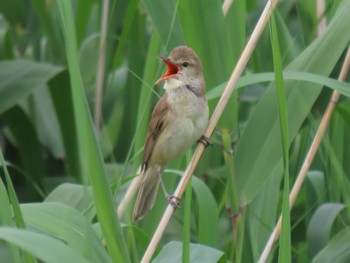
<box><xmin>141</xmin><ymin>94</ymin><xmax>170</xmax><ymax>172</ymax></box>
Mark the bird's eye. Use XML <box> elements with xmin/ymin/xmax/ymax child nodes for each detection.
<box><xmin>182</xmin><ymin>62</ymin><xmax>189</xmax><ymax>68</ymax></box>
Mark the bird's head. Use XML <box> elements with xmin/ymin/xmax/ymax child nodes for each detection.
<box><xmin>156</xmin><ymin>46</ymin><xmax>205</xmax><ymax>96</ymax></box>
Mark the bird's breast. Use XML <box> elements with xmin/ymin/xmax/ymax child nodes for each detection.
<box><xmin>150</xmin><ymin>86</ymin><xmax>209</xmax><ymax>164</ymax></box>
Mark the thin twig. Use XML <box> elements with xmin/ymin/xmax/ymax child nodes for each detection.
<box><xmin>141</xmin><ymin>1</ymin><xmax>279</xmax><ymax>262</ymax></box>
<box><xmin>117</xmin><ymin>171</ymin><xmax>143</xmax><ymax>219</ymax></box>
<box><xmin>94</xmin><ymin>0</ymin><xmax>109</xmax><ymax>131</ymax></box>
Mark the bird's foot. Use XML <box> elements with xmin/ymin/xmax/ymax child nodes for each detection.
<box><xmin>166</xmin><ymin>194</ymin><xmax>181</xmax><ymax>209</ymax></box>
<box><xmin>198</xmin><ymin>135</ymin><xmax>212</xmax><ymax>148</ymax></box>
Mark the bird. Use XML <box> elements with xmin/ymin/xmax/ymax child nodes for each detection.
<box><xmin>133</xmin><ymin>46</ymin><xmax>209</xmax><ymax>222</ymax></box>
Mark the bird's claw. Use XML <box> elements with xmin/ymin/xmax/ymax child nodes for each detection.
<box><xmin>198</xmin><ymin>135</ymin><xmax>212</xmax><ymax>148</ymax></box>
<box><xmin>166</xmin><ymin>195</ymin><xmax>181</xmax><ymax>209</ymax></box>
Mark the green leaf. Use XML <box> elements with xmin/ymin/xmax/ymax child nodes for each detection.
<box><xmin>75</xmin><ymin>0</ymin><xmax>96</xmax><ymax>46</ymax></box>
<box><xmin>183</xmin><ymin>173</ymin><xmax>192</xmax><ymax>263</ymax></box>
<box><xmin>337</xmin><ymin>103</ymin><xmax>350</xmax><ymax>129</ymax></box>
<box><xmin>21</xmin><ymin>203</ymin><xmax>110</xmax><ymax>263</ymax></box>
<box><xmin>0</xmin><ymin>147</ymin><xmax>35</xmax><ymax>263</ymax></box>
<box><xmin>31</xmin><ymin>0</ymin><xmax>63</xmax><ymax>58</ymax></box>
<box><xmin>111</xmin><ymin>0</ymin><xmax>141</xmax><ymax>69</ymax></box>
<box><xmin>313</xmin><ymin>227</ymin><xmax>350</xmax><ymax>263</ymax></box>
<box><xmin>48</xmin><ymin>71</ymin><xmax>81</xmax><ymax>180</ymax></box>
<box><xmin>206</xmin><ymin>72</ymin><xmax>350</xmax><ymax>101</ymax></box>
<box><xmin>32</xmin><ymin>88</ymin><xmax>64</xmax><ymax>158</ymax></box>
<box><xmin>2</xmin><ymin>106</ymin><xmax>45</xmax><ymax>199</ymax></box>
<box><xmin>192</xmin><ymin>176</ymin><xmax>219</xmax><ymax>246</ymax></box>
<box><xmin>0</xmin><ymin>60</ymin><xmax>62</xmax><ymax>114</ymax></box>
<box><xmin>306</xmin><ymin>171</ymin><xmax>326</xmax><ymax>205</ymax></box>
<box><xmin>153</xmin><ymin>241</ymin><xmax>226</xmax><ymax>263</ymax></box>
<box><xmin>45</xmin><ymin>183</ymin><xmax>95</xmax><ymax>220</ymax></box>
<box><xmin>0</xmin><ymin>179</ymin><xmax>21</xmax><ymax>263</ymax></box>
<box><xmin>307</xmin><ymin>203</ymin><xmax>345</xmax><ymax>258</ymax></box>
<box><xmin>0</xmin><ymin>227</ymin><xmax>90</xmax><ymax>263</ymax></box>
<box><xmin>0</xmin><ymin>0</ymin><xmax>26</xmax><ymax>25</ymax></box>
<box><xmin>248</xmin><ymin>172</ymin><xmax>281</xmax><ymax>261</ymax></box>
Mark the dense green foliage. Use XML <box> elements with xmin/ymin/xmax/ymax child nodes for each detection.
<box><xmin>0</xmin><ymin>0</ymin><xmax>350</xmax><ymax>262</ymax></box>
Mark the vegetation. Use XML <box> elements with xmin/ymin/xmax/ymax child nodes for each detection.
<box><xmin>0</xmin><ymin>0</ymin><xmax>350</xmax><ymax>262</ymax></box>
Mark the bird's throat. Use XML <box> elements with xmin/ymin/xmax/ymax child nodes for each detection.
<box><xmin>164</xmin><ymin>78</ymin><xmax>182</xmax><ymax>92</ymax></box>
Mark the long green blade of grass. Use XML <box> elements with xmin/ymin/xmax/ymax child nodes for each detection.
<box><xmin>182</xmin><ymin>176</ymin><xmax>192</xmax><ymax>263</ymax></box>
<box><xmin>48</xmin><ymin>72</ymin><xmax>82</xmax><ymax>180</ymax></box>
<box><xmin>0</xmin><ymin>137</ymin><xmax>36</xmax><ymax>263</ymax></box>
<box><xmin>221</xmin><ymin>129</ymin><xmax>240</xmax><ymax>262</ymax></box>
<box><xmin>2</xmin><ymin>106</ymin><xmax>45</xmax><ymax>200</ymax></box>
<box><xmin>270</xmin><ymin>11</ymin><xmax>291</xmax><ymax>262</ymax></box>
<box><xmin>55</xmin><ymin>1</ymin><xmax>130</xmax><ymax>262</ymax></box>
<box><xmin>111</xmin><ymin>0</ymin><xmax>140</xmax><ymax>69</ymax></box>
<box><xmin>0</xmin><ymin>179</ymin><xmax>21</xmax><ymax>263</ymax></box>
<box><xmin>206</xmin><ymin>72</ymin><xmax>350</xmax><ymax>101</ymax></box>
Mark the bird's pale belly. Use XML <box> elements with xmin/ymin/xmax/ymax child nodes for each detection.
<box><xmin>150</xmin><ymin>114</ymin><xmax>207</xmax><ymax>165</ymax></box>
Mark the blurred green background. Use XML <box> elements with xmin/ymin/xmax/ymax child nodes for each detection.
<box><xmin>1</xmin><ymin>0</ymin><xmax>350</xmax><ymax>262</ymax></box>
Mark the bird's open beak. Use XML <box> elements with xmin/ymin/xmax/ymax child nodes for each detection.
<box><xmin>155</xmin><ymin>56</ymin><xmax>180</xmax><ymax>85</ymax></box>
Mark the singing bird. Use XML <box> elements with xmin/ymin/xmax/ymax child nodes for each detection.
<box><xmin>133</xmin><ymin>46</ymin><xmax>209</xmax><ymax>221</ymax></box>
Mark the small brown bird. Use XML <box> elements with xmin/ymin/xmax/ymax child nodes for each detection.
<box><xmin>133</xmin><ymin>46</ymin><xmax>209</xmax><ymax>221</ymax></box>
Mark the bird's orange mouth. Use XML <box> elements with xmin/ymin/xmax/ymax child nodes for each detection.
<box><xmin>155</xmin><ymin>56</ymin><xmax>180</xmax><ymax>85</ymax></box>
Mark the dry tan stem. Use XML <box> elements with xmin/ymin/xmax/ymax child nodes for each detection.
<box><xmin>258</xmin><ymin>45</ymin><xmax>350</xmax><ymax>263</ymax></box>
<box><xmin>117</xmin><ymin>174</ymin><xmax>143</xmax><ymax>219</ymax></box>
<box><xmin>222</xmin><ymin>0</ymin><xmax>233</xmax><ymax>16</ymax></box>
<box><xmin>317</xmin><ymin>0</ymin><xmax>327</xmax><ymax>35</ymax></box>
<box><xmin>94</xmin><ymin>0</ymin><xmax>109</xmax><ymax>131</ymax></box>
<box><xmin>141</xmin><ymin>0</ymin><xmax>279</xmax><ymax>262</ymax></box>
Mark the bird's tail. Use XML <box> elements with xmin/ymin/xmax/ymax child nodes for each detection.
<box><xmin>133</xmin><ymin>166</ymin><xmax>160</xmax><ymax>222</ymax></box>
